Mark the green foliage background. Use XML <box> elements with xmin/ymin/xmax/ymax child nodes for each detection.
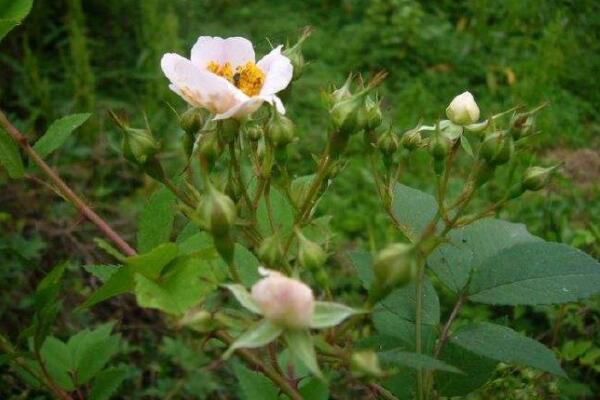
<box><xmin>1</xmin><ymin>0</ymin><xmax>599</xmax><ymax>398</ymax></box>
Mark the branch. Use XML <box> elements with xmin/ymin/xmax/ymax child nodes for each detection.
<box><xmin>0</xmin><ymin>109</ymin><xmax>136</xmax><ymax>257</ymax></box>
<box><xmin>214</xmin><ymin>331</ymin><xmax>303</xmax><ymax>400</ymax></box>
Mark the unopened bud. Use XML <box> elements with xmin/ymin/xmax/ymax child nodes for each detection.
<box><xmin>429</xmin><ymin>131</ymin><xmax>451</xmax><ymax>160</ymax></box>
<box><xmin>357</xmin><ymin>96</ymin><xmax>383</xmax><ymax>132</ymax></box>
<box><xmin>401</xmin><ymin>128</ymin><xmax>423</xmax><ymax>150</ymax></box>
<box><xmin>242</xmin><ymin>120</ymin><xmax>264</xmax><ymax>141</ymax></box>
<box><xmin>510</xmin><ymin>113</ymin><xmax>535</xmax><ymax>140</ymax></box>
<box><xmin>330</xmin><ymin>74</ymin><xmax>353</xmax><ymax>104</ymax></box>
<box><xmin>198</xmin><ymin>128</ymin><xmax>221</xmax><ymax>164</ymax></box>
<box><xmin>377</xmin><ymin>128</ymin><xmax>399</xmax><ymax>155</ymax></box>
<box><xmin>122</xmin><ymin>127</ymin><xmax>160</xmax><ymax>165</ymax></box>
<box><xmin>351</xmin><ymin>351</ymin><xmax>383</xmax><ymax>377</ymax></box>
<box><xmin>481</xmin><ymin>131</ymin><xmax>514</xmax><ymax>166</ymax></box>
<box><xmin>258</xmin><ymin>235</ymin><xmax>284</xmax><ymax>267</ymax></box>
<box><xmin>180</xmin><ymin>108</ymin><xmax>208</xmax><ymax>135</ymax></box>
<box><xmin>265</xmin><ymin>110</ymin><xmax>295</xmax><ymax>147</ymax></box>
<box><xmin>283</xmin><ymin>27</ymin><xmax>312</xmax><ymax>81</ymax></box>
<box><xmin>217</xmin><ymin>119</ymin><xmax>240</xmax><ymax>143</ymax></box>
<box><xmin>373</xmin><ymin>243</ymin><xmax>415</xmax><ymax>289</ymax></box>
<box><xmin>296</xmin><ymin>230</ymin><xmax>327</xmax><ymax>271</ymax></box>
<box><xmin>202</xmin><ymin>185</ymin><xmax>237</xmax><ymax>237</ymax></box>
<box><xmin>522</xmin><ymin>165</ymin><xmax>557</xmax><ymax>191</ymax></box>
<box><xmin>251</xmin><ymin>268</ymin><xmax>315</xmax><ymax>329</ymax></box>
<box><xmin>446</xmin><ymin>91</ymin><xmax>480</xmax><ymax>126</ymax></box>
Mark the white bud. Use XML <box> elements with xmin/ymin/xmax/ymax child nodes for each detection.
<box><xmin>446</xmin><ymin>91</ymin><xmax>480</xmax><ymax>126</ymax></box>
<box><xmin>250</xmin><ymin>268</ymin><xmax>315</xmax><ymax>329</ymax></box>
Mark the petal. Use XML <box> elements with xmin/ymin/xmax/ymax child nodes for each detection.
<box><xmin>191</xmin><ymin>36</ymin><xmax>255</xmax><ymax>69</ymax></box>
<box><xmin>257</xmin><ymin>45</ymin><xmax>293</xmax><ymax>96</ymax></box>
<box><xmin>161</xmin><ymin>53</ymin><xmax>245</xmax><ymax>114</ymax></box>
<box><xmin>213</xmin><ymin>97</ymin><xmax>264</xmax><ymax>120</ymax></box>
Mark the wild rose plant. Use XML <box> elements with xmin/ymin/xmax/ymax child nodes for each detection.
<box><xmin>1</xmin><ymin>28</ymin><xmax>600</xmax><ymax>400</ymax></box>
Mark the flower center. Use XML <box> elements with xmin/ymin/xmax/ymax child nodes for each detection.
<box><xmin>207</xmin><ymin>61</ymin><xmax>265</xmax><ymax>97</ymax></box>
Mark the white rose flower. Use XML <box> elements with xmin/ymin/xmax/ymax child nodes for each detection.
<box><xmin>161</xmin><ymin>36</ymin><xmax>293</xmax><ymax>120</ymax></box>
<box><xmin>446</xmin><ymin>91</ymin><xmax>480</xmax><ymax>125</ymax></box>
<box><xmin>250</xmin><ymin>268</ymin><xmax>315</xmax><ymax>329</ymax></box>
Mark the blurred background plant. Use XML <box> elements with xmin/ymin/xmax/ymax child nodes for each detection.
<box><xmin>1</xmin><ymin>0</ymin><xmax>599</xmax><ymax>398</ymax></box>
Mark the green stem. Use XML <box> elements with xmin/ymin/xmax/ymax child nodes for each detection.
<box><xmin>415</xmin><ymin>258</ymin><xmax>426</xmax><ymax>400</ymax></box>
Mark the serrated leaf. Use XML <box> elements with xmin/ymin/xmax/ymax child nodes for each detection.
<box><xmin>373</xmin><ymin>277</ymin><xmax>439</xmax><ymax>351</ymax></box>
<box><xmin>468</xmin><ymin>241</ymin><xmax>600</xmax><ymax>305</ymax></box>
<box><xmin>310</xmin><ymin>301</ymin><xmax>359</xmax><ymax>328</ymax></box>
<box><xmin>69</xmin><ymin>326</ymin><xmax>120</xmax><ymax>384</ymax></box>
<box><xmin>392</xmin><ymin>183</ymin><xmax>438</xmax><ymax>242</ymax></box>
<box><xmin>429</xmin><ymin>218</ymin><xmax>541</xmax><ymax>293</ymax></box>
<box><xmin>437</xmin><ymin>342</ymin><xmax>498</xmax><ymax>396</ymax></box>
<box><xmin>233</xmin><ymin>362</ymin><xmax>279</xmax><ymax>400</ymax></box>
<box><xmin>224</xmin><ymin>320</ymin><xmax>283</xmax><ymax>359</ymax></box>
<box><xmin>348</xmin><ymin>250</ymin><xmax>374</xmax><ymax>289</ymax></box>
<box><xmin>379</xmin><ymin>350</ymin><xmax>462</xmax><ymax>373</ymax></box>
<box><xmin>224</xmin><ymin>284</ymin><xmax>261</xmax><ymax>314</ymax></box>
<box><xmin>257</xmin><ymin>187</ymin><xmax>294</xmax><ymax>236</ymax></box>
<box><xmin>79</xmin><ymin>267</ymin><xmax>134</xmax><ymax>309</ymax></box>
<box><xmin>32</xmin><ymin>113</ymin><xmax>91</xmax><ymax>159</ymax></box>
<box><xmin>0</xmin><ymin>127</ymin><xmax>24</xmax><ymax>178</ymax></box>
<box><xmin>89</xmin><ymin>366</ymin><xmax>128</xmax><ymax>400</ymax></box>
<box><xmin>40</xmin><ymin>337</ymin><xmax>73</xmax><ymax>390</ymax></box>
<box><xmin>83</xmin><ymin>264</ymin><xmax>120</xmax><ymax>282</ymax></box>
<box><xmin>134</xmin><ymin>257</ymin><xmax>217</xmax><ymax>315</ymax></box>
<box><xmin>284</xmin><ymin>329</ymin><xmax>322</xmax><ymax>379</ymax></box>
<box><xmin>137</xmin><ymin>188</ymin><xmax>176</xmax><ymax>253</ymax></box>
<box><xmin>450</xmin><ymin>322</ymin><xmax>566</xmax><ymax>377</ymax></box>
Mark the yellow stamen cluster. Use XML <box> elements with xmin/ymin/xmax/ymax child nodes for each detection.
<box><xmin>207</xmin><ymin>60</ymin><xmax>265</xmax><ymax>97</ymax></box>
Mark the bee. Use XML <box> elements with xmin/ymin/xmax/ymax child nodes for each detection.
<box><xmin>233</xmin><ymin>72</ymin><xmax>241</xmax><ymax>87</ymax></box>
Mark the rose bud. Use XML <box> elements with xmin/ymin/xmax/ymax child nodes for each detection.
<box><xmin>296</xmin><ymin>229</ymin><xmax>328</xmax><ymax>272</ymax></box>
<box><xmin>283</xmin><ymin>27</ymin><xmax>312</xmax><ymax>81</ymax></box>
<box><xmin>251</xmin><ymin>268</ymin><xmax>315</xmax><ymax>329</ymax></box>
<box><xmin>373</xmin><ymin>243</ymin><xmax>415</xmax><ymax>290</ymax></box>
<box><xmin>377</xmin><ymin>127</ymin><xmax>399</xmax><ymax>156</ymax></box>
<box><xmin>481</xmin><ymin>131</ymin><xmax>514</xmax><ymax>166</ymax></box>
<box><xmin>201</xmin><ymin>185</ymin><xmax>237</xmax><ymax>238</ymax></box>
<box><xmin>522</xmin><ymin>165</ymin><xmax>558</xmax><ymax>191</ymax></box>
<box><xmin>446</xmin><ymin>91</ymin><xmax>480</xmax><ymax>126</ymax></box>
<box><xmin>265</xmin><ymin>109</ymin><xmax>295</xmax><ymax>148</ymax></box>
<box><xmin>258</xmin><ymin>234</ymin><xmax>284</xmax><ymax>267</ymax></box>
<box><xmin>357</xmin><ymin>96</ymin><xmax>383</xmax><ymax>132</ymax></box>
<box><xmin>401</xmin><ymin>128</ymin><xmax>423</xmax><ymax>151</ymax></box>
<box><xmin>180</xmin><ymin>107</ymin><xmax>208</xmax><ymax>136</ymax></box>
<box><xmin>351</xmin><ymin>350</ymin><xmax>383</xmax><ymax>377</ymax></box>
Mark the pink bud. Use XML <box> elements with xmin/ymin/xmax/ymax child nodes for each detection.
<box><xmin>250</xmin><ymin>268</ymin><xmax>315</xmax><ymax>329</ymax></box>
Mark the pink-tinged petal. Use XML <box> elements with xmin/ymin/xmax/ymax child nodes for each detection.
<box><xmin>191</xmin><ymin>36</ymin><xmax>255</xmax><ymax>69</ymax></box>
<box><xmin>161</xmin><ymin>53</ymin><xmax>245</xmax><ymax>114</ymax></box>
<box><xmin>257</xmin><ymin>45</ymin><xmax>293</xmax><ymax>96</ymax></box>
<box><xmin>262</xmin><ymin>94</ymin><xmax>286</xmax><ymax>114</ymax></box>
<box><xmin>213</xmin><ymin>97</ymin><xmax>264</xmax><ymax>120</ymax></box>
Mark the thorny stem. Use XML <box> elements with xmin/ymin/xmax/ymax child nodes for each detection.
<box><xmin>0</xmin><ymin>109</ymin><xmax>137</xmax><ymax>257</ymax></box>
<box><xmin>214</xmin><ymin>331</ymin><xmax>302</xmax><ymax>400</ymax></box>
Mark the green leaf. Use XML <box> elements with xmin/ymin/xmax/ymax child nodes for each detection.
<box><xmin>283</xmin><ymin>329</ymin><xmax>322</xmax><ymax>379</ymax></box>
<box><xmin>348</xmin><ymin>250</ymin><xmax>374</xmax><ymax>288</ymax></box>
<box><xmin>89</xmin><ymin>366</ymin><xmax>128</xmax><ymax>400</ymax></box>
<box><xmin>460</xmin><ymin>135</ymin><xmax>474</xmax><ymax>157</ymax></box>
<box><xmin>234</xmin><ymin>244</ymin><xmax>261</xmax><ymax>287</ymax></box>
<box><xmin>233</xmin><ymin>362</ymin><xmax>279</xmax><ymax>400</ymax></box>
<box><xmin>299</xmin><ymin>377</ymin><xmax>329</xmax><ymax>400</ymax></box>
<box><xmin>137</xmin><ymin>188</ymin><xmax>176</xmax><ymax>253</ymax></box>
<box><xmin>79</xmin><ymin>267</ymin><xmax>134</xmax><ymax>309</ymax></box>
<box><xmin>468</xmin><ymin>241</ymin><xmax>600</xmax><ymax>305</ymax></box>
<box><xmin>429</xmin><ymin>218</ymin><xmax>541</xmax><ymax>293</ymax></box>
<box><xmin>40</xmin><ymin>336</ymin><xmax>74</xmax><ymax>390</ymax></box>
<box><xmin>0</xmin><ymin>127</ymin><xmax>24</xmax><ymax>178</ymax></box>
<box><xmin>257</xmin><ymin>187</ymin><xmax>294</xmax><ymax>236</ymax></box>
<box><xmin>224</xmin><ymin>320</ymin><xmax>283</xmax><ymax>359</ymax></box>
<box><xmin>224</xmin><ymin>284</ymin><xmax>261</xmax><ymax>314</ymax></box>
<box><xmin>437</xmin><ymin>342</ymin><xmax>498</xmax><ymax>397</ymax></box>
<box><xmin>124</xmin><ymin>242</ymin><xmax>179</xmax><ymax>279</ymax></box>
<box><xmin>32</xmin><ymin>113</ymin><xmax>91</xmax><ymax>159</ymax></box>
<box><xmin>68</xmin><ymin>325</ymin><xmax>120</xmax><ymax>384</ymax></box>
<box><xmin>379</xmin><ymin>350</ymin><xmax>462</xmax><ymax>373</ymax></box>
<box><xmin>392</xmin><ymin>183</ymin><xmax>438</xmax><ymax>242</ymax></box>
<box><xmin>0</xmin><ymin>0</ymin><xmax>33</xmax><ymax>41</ymax></box>
<box><xmin>177</xmin><ymin>231</ymin><xmax>213</xmax><ymax>256</ymax></box>
<box><xmin>83</xmin><ymin>264</ymin><xmax>120</xmax><ymax>282</ymax></box>
<box><xmin>450</xmin><ymin>322</ymin><xmax>566</xmax><ymax>377</ymax></box>
<box><xmin>373</xmin><ymin>277</ymin><xmax>439</xmax><ymax>350</ymax></box>
<box><xmin>134</xmin><ymin>256</ymin><xmax>217</xmax><ymax>315</ymax></box>
<box><xmin>310</xmin><ymin>301</ymin><xmax>360</xmax><ymax>328</ymax></box>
